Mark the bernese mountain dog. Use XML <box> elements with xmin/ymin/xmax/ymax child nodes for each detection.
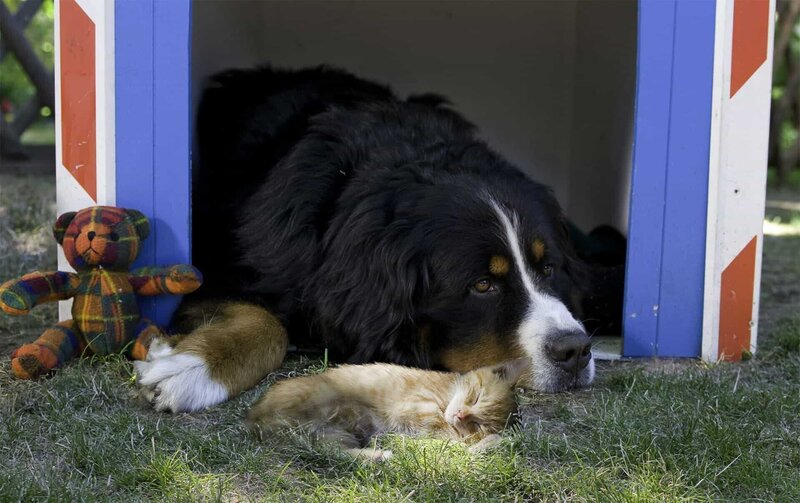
<box><xmin>134</xmin><ymin>66</ymin><xmax>595</xmax><ymax>412</ymax></box>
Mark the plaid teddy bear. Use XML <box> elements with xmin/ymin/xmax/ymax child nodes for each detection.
<box><xmin>0</xmin><ymin>206</ymin><xmax>202</xmax><ymax>379</ymax></box>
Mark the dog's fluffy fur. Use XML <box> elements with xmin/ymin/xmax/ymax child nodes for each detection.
<box><xmin>135</xmin><ymin>67</ymin><xmax>594</xmax><ymax>412</ymax></box>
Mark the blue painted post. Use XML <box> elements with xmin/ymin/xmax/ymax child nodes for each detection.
<box><xmin>623</xmin><ymin>0</ymin><xmax>676</xmax><ymax>357</ymax></box>
<box><xmin>115</xmin><ymin>0</ymin><xmax>192</xmax><ymax>327</ymax></box>
<box><xmin>623</xmin><ymin>0</ymin><xmax>716</xmax><ymax>357</ymax></box>
<box><xmin>654</xmin><ymin>0</ymin><xmax>716</xmax><ymax>357</ymax></box>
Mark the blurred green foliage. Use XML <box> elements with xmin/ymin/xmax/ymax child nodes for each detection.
<box><xmin>774</xmin><ymin>27</ymin><xmax>799</xmax><ymax>151</ymax></box>
<box><xmin>0</xmin><ymin>0</ymin><xmax>54</xmax><ymax>110</ymax></box>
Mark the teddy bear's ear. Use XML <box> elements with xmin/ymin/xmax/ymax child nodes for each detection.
<box><xmin>124</xmin><ymin>209</ymin><xmax>150</xmax><ymax>240</ymax></box>
<box><xmin>53</xmin><ymin>211</ymin><xmax>77</xmax><ymax>244</ymax></box>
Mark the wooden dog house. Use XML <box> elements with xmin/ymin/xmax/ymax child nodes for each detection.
<box><xmin>54</xmin><ymin>0</ymin><xmax>775</xmax><ymax>361</ymax></box>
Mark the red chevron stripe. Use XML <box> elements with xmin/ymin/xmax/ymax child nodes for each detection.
<box><xmin>60</xmin><ymin>0</ymin><xmax>96</xmax><ymax>200</ymax></box>
<box><xmin>718</xmin><ymin>236</ymin><xmax>757</xmax><ymax>361</ymax></box>
<box><xmin>730</xmin><ymin>0</ymin><xmax>769</xmax><ymax>98</ymax></box>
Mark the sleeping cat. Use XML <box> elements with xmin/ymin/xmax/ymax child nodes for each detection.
<box><xmin>247</xmin><ymin>358</ymin><xmax>528</xmax><ymax>461</ymax></box>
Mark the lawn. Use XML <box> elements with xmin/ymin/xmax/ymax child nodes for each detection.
<box><xmin>1</xmin><ymin>172</ymin><xmax>799</xmax><ymax>502</ymax></box>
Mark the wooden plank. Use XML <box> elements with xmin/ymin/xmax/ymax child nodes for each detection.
<box><xmin>655</xmin><ymin>0</ymin><xmax>716</xmax><ymax>357</ymax></box>
<box><xmin>59</xmin><ymin>0</ymin><xmax>96</xmax><ymax>201</ymax></box>
<box><xmin>703</xmin><ymin>0</ymin><xmax>776</xmax><ymax>360</ymax></box>
<box><xmin>114</xmin><ymin>0</ymin><xmax>191</xmax><ymax>327</ymax></box>
<box><xmin>114</xmin><ymin>0</ymin><xmax>157</xmax><ymax>320</ymax></box>
<box><xmin>718</xmin><ymin>236</ymin><xmax>757</xmax><ymax>359</ymax></box>
<box><xmin>624</xmin><ymin>0</ymin><xmax>716</xmax><ymax>358</ymax></box>
<box><xmin>623</xmin><ymin>0</ymin><xmax>676</xmax><ymax>357</ymax></box>
<box><xmin>152</xmin><ymin>0</ymin><xmax>192</xmax><ymax>326</ymax></box>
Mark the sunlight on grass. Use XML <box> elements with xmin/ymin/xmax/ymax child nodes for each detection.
<box><xmin>3</xmin><ymin>343</ymin><xmax>798</xmax><ymax>501</ymax></box>
<box><xmin>129</xmin><ymin>450</ymin><xmax>235</xmax><ymax>500</ymax></box>
<box><xmin>764</xmin><ymin>199</ymin><xmax>800</xmax><ymax>236</ymax></box>
<box><xmin>764</xmin><ymin>217</ymin><xmax>800</xmax><ymax>236</ymax></box>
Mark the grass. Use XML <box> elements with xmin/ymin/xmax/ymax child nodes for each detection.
<box><xmin>1</xmin><ymin>173</ymin><xmax>799</xmax><ymax>501</ymax></box>
<box><xmin>0</xmin><ymin>173</ymin><xmax>58</xmax><ymax>358</ymax></box>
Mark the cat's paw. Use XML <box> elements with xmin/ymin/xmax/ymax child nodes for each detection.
<box><xmin>469</xmin><ymin>434</ymin><xmax>503</xmax><ymax>453</ymax></box>
<box><xmin>346</xmin><ymin>448</ymin><xmax>394</xmax><ymax>462</ymax></box>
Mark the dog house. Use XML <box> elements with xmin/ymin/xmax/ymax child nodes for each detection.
<box><xmin>53</xmin><ymin>0</ymin><xmax>775</xmax><ymax>361</ymax></box>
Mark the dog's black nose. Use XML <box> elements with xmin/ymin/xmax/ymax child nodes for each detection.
<box><xmin>87</xmin><ymin>231</ymin><xmax>96</xmax><ymax>241</ymax></box>
<box><xmin>545</xmin><ymin>331</ymin><xmax>592</xmax><ymax>374</ymax></box>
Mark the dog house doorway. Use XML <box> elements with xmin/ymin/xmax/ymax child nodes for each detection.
<box><xmin>56</xmin><ymin>0</ymin><xmax>774</xmax><ymax>361</ymax></box>
<box><xmin>191</xmin><ymin>0</ymin><xmax>638</xmax><ymax>358</ymax></box>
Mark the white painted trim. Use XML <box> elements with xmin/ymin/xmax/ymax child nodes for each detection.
<box><xmin>54</xmin><ymin>0</ymin><xmax>62</xmax><ymax>196</ymax></box>
<box><xmin>54</xmin><ymin>0</ymin><xmax>66</xmax><ymax>321</ymax></box>
<box><xmin>55</xmin><ymin>0</ymin><xmax>116</xmax><ymax>213</ymax></box>
<box><xmin>55</xmin><ymin>0</ymin><xmax>116</xmax><ymax>320</ymax></box>
<box><xmin>55</xmin><ymin>167</ymin><xmax>96</xmax><ymax>320</ymax></box>
<box><xmin>95</xmin><ymin>0</ymin><xmax>115</xmax><ymax>205</ymax></box>
<box><xmin>702</xmin><ymin>0</ymin><xmax>731</xmax><ymax>361</ymax></box>
<box><xmin>702</xmin><ymin>0</ymin><xmax>776</xmax><ymax>360</ymax></box>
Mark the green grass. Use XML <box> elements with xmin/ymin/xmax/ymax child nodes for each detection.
<box><xmin>1</xmin><ymin>345</ymin><xmax>798</xmax><ymax>501</ymax></box>
<box><xmin>0</xmin><ymin>174</ymin><xmax>58</xmax><ymax>358</ymax></box>
<box><xmin>1</xmin><ymin>174</ymin><xmax>799</xmax><ymax>501</ymax></box>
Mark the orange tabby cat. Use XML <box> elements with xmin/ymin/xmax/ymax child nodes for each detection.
<box><xmin>247</xmin><ymin>359</ymin><xmax>528</xmax><ymax>461</ymax></box>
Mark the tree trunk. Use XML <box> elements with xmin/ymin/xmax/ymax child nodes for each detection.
<box><xmin>770</xmin><ymin>0</ymin><xmax>800</xmax><ymax>186</ymax></box>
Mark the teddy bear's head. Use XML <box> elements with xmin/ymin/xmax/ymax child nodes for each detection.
<box><xmin>53</xmin><ymin>206</ymin><xmax>150</xmax><ymax>271</ymax></box>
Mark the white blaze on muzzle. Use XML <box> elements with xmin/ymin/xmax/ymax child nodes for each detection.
<box><xmin>489</xmin><ymin>199</ymin><xmax>593</xmax><ymax>386</ymax></box>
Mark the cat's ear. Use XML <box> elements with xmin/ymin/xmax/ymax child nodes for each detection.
<box><xmin>492</xmin><ymin>358</ymin><xmax>530</xmax><ymax>387</ymax></box>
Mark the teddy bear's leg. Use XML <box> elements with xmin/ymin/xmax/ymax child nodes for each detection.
<box><xmin>128</xmin><ymin>318</ymin><xmax>166</xmax><ymax>361</ymax></box>
<box><xmin>10</xmin><ymin>320</ymin><xmax>87</xmax><ymax>379</ymax></box>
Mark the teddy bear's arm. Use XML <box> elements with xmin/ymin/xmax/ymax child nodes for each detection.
<box><xmin>129</xmin><ymin>265</ymin><xmax>202</xmax><ymax>296</ymax></box>
<box><xmin>0</xmin><ymin>271</ymin><xmax>81</xmax><ymax>315</ymax></box>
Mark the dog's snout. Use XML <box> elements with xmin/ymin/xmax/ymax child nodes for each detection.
<box><xmin>87</xmin><ymin>231</ymin><xmax>96</xmax><ymax>241</ymax></box>
<box><xmin>545</xmin><ymin>331</ymin><xmax>592</xmax><ymax>374</ymax></box>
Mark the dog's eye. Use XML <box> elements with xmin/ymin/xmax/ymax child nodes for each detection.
<box><xmin>542</xmin><ymin>264</ymin><xmax>555</xmax><ymax>277</ymax></box>
<box><xmin>109</xmin><ymin>232</ymin><xmax>120</xmax><ymax>242</ymax></box>
<box><xmin>472</xmin><ymin>278</ymin><xmax>495</xmax><ymax>293</ymax></box>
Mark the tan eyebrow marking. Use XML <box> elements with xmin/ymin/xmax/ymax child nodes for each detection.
<box><xmin>489</xmin><ymin>255</ymin><xmax>510</xmax><ymax>276</ymax></box>
<box><xmin>532</xmin><ymin>239</ymin><xmax>546</xmax><ymax>262</ymax></box>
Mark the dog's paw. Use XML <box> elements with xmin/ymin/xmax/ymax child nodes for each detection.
<box><xmin>134</xmin><ymin>338</ymin><xmax>228</xmax><ymax>413</ymax></box>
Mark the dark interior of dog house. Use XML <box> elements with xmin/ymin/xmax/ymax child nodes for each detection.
<box><xmin>191</xmin><ymin>0</ymin><xmax>638</xmax><ymax>358</ymax></box>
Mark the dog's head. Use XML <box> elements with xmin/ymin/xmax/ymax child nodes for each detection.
<box><xmin>311</xmin><ymin>165</ymin><xmax>594</xmax><ymax>393</ymax></box>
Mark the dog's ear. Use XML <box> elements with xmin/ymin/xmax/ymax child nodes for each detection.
<box><xmin>553</xmin><ymin>217</ymin><xmax>592</xmax><ymax>312</ymax></box>
<box><xmin>308</xmin><ymin>220</ymin><xmax>430</xmax><ymax>367</ymax></box>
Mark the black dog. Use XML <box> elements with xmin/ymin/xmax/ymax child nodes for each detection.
<box><xmin>135</xmin><ymin>67</ymin><xmax>595</xmax><ymax>412</ymax></box>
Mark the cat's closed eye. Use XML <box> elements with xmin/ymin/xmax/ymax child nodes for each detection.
<box><xmin>471</xmin><ymin>391</ymin><xmax>482</xmax><ymax>406</ymax></box>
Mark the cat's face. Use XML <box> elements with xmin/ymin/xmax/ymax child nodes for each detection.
<box><xmin>444</xmin><ymin>358</ymin><xmax>528</xmax><ymax>439</ymax></box>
